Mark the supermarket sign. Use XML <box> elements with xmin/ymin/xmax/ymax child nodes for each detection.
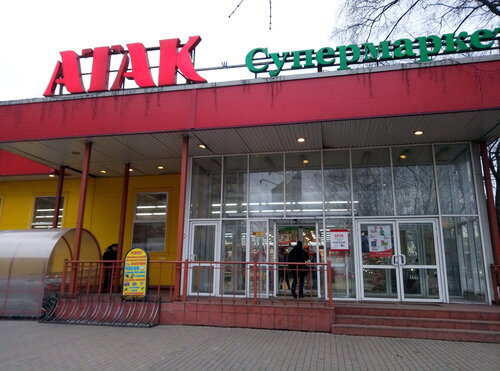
<box><xmin>246</xmin><ymin>27</ymin><xmax>500</xmax><ymax>76</ymax></box>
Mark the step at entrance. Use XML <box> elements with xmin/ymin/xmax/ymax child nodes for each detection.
<box><xmin>331</xmin><ymin>304</ymin><xmax>500</xmax><ymax>343</ymax></box>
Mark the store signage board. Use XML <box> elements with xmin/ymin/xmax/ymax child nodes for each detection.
<box><xmin>246</xmin><ymin>27</ymin><xmax>500</xmax><ymax>76</ymax></box>
<box><xmin>368</xmin><ymin>225</ymin><xmax>393</xmax><ymax>258</ymax></box>
<box><xmin>330</xmin><ymin>229</ymin><xmax>349</xmax><ymax>251</ymax></box>
<box><xmin>44</xmin><ymin>36</ymin><xmax>206</xmax><ymax>96</ymax></box>
<box><xmin>122</xmin><ymin>247</ymin><xmax>149</xmax><ymax>299</ymax></box>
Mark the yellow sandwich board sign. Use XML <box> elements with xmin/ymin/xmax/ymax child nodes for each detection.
<box><xmin>122</xmin><ymin>248</ymin><xmax>149</xmax><ymax>298</ymax></box>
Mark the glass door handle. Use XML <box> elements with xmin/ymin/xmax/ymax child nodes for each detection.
<box><xmin>399</xmin><ymin>254</ymin><xmax>406</xmax><ymax>265</ymax></box>
<box><xmin>391</xmin><ymin>255</ymin><xmax>398</xmax><ymax>265</ymax></box>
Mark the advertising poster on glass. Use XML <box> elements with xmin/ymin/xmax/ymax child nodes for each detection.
<box><xmin>367</xmin><ymin>225</ymin><xmax>393</xmax><ymax>258</ymax></box>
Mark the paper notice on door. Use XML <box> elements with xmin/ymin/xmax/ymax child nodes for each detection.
<box><xmin>368</xmin><ymin>225</ymin><xmax>393</xmax><ymax>257</ymax></box>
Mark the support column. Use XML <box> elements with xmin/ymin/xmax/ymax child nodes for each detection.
<box><xmin>480</xmin><ymin>141</ymin><xmax>500</xmax><ymax>266</ymax></box>
<box><xmin>70</xmin><ymin>142</ymin><xmax>92</xmax><ymax>293</ymax></box>
<box><xmin>51</xmin><ymin>165</ymin><xmax>65</xmax><ymax>228</ymax></box>
<box><xmin>117</xmin><ymin>163</ymin><xmax>130</xmax><ymax>261</ymax></box>
<box><xmin>174</xmin><ymin>136</ymin><xmax>189</xmax><ymax>300</ymax></box>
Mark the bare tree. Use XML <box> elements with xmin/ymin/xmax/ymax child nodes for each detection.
<box><xmin>488</xmin><ymin>139</ymin><xmax>500</xmax><ymax>232</ymax></box>
<box><xmin>332</xmin><ymin>1</ymin><xmax>500</xmax><ymax>227</ymax></box>
<box><xmin>332</xmin><ymin>1</ymin><xmax>500</xmax><ymax>44</ymax></box>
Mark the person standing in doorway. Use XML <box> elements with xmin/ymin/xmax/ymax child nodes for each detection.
<box><xmin>288</xmin><ymin>241</ymin><xmax>308</xmax><ymax>298</ymax></box>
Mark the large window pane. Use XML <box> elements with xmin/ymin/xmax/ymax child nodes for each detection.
<box><xmin>132</xmin><ymin>193</ymin><xmax>167</xmax><ymax>252</ymax></box>
<box><xmin>285</xmin><ymin>152</ymin><xmax>322</xmax><ymax>217</ymax></box>
<box><xmin>442</xmin><ymin>217</ymin><xmax>486</xmax><ymax>302</ymax></box>
<box><xmin>435</xmin><ymin>144</ymin><xmax>477</xmax><ymax>214</ymax></box>
<box><xmin>324</xmin><ymin>150</ymin><xmax>351</xmax><ymax>216</ymax></box>
<box><xmin>31</xmin><ymin>196</ymin><xmax>64</xmax><ymax>229</ymax></box>
<box><xmin>352</xmin><ymin>148</ymin><xmax>394</xmax><ymax>216</ymax></box>
<box><xmin>221</xmin><ymin>220</ymin><xmax>246</xmax><ymax>295</ymax></box>
<box><xmin>249</xmin><ymin>154</ymin><xmax>284</xmax><ymax>217</ymax></box>
<box><xmin>190</xmin><ymin>157</ymin><xmax>222</xmax><ymax>218</ymax></box>
<box><xmin>393</xmin><ymin>146</ymin><xmax>437</xmax><ymax>215</ymax></box>
<box><xmin>223</xmin><ymin>156</ymin><xmax>247</xmax><ymax>218</ymax></box>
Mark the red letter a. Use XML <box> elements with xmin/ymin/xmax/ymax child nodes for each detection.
<box><xmin>158</xmin><ymin>36</ymin><xmax>207</xmax><ymax>86</ymax></box>
<box><xmin>43</xmin><ymin>51</ymin><xmax>85</xmax><ymax>96</ymax></box>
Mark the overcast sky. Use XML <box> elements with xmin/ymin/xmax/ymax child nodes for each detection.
<box><xmin>0</xmin><ymin>0</ymin><xmax>339</xmax><ymax>101</ymax></box>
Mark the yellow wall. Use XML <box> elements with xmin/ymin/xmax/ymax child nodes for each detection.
<box><xmin>0</xmin><ymin>174</ymin><xmax>180</xmax><ymax>284</ymax></box>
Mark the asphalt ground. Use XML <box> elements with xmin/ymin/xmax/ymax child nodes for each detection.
<box><xmin>0</xmin><ymin>320</ymin><xmax>498</xmax><ymax>370</ymax></box>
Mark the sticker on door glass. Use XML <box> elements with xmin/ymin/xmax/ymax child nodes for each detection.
<box><xmin>367</xmin><ymin>225</ymin><xmax>393</xmax><ymax>257</ymax></box>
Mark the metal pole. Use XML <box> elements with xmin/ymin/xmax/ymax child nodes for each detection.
<box><xmin>480</xmin><ymin>141</ymin><xmax>500</xmax><ymax>266</ymax></box>
<box><xmin>174</xmin><ymin>136</ymin><xmax>189</xmax><ymax>300</ymax></box>
<box><xmin>70</xmin><ymin>142</ymin><xmax>92</xmax><ymax>293</ymax></box>
<box><xmin>117</xmin><ymin>163</ymin><xmax>130</xmax><ymax>260</ymax></box>
<box><xmin>51</xmin><ymin>166</ymin><xmax>65</xmax><ymax>228</ymax></box>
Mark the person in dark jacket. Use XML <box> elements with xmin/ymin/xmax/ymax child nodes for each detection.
<box><xmin>287</xmin><ymin>241</ymin><xmax>308</xmax><ymax>298</ymax></box>
<box><xmin>102</xmin><ymin>244</ymin><xmax>118</xmax><ymax>292</ymax></box>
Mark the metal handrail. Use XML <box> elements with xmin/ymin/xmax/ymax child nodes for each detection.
<box><xmin>61</xmin><ymin>259</ymin><xmax>334</xmax><ymax>306</ymax></box>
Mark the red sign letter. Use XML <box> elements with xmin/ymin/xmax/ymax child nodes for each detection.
<box><xmin>159</xmin><ymin>36</ymin><xmax>207</xmax><ymax>86</ymax></box>
<box><xmin>88</xmin><ymin>47</ymin><xmax>111</xmax><ymax>92</ymax></box>
<box><xmin>43</xmin><ymin>51</ymin><xmax>85</xmax><ymax>96</ymax></box>
<box><xmin>122</xmin><ymin>43</ymin><xmax>156</xmax><ymax>88</ymax></box>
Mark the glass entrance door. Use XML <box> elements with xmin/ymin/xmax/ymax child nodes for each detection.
<box><xmin>188</xmin><ymin>222</ymin><xmax>219</xmax><ymax>296</ymax></box>
<box><xmin>356</xmin><ymin>220</ymin><xmax>442</xmax><ymax>302</ymax></box>
<box><xmin>272</xmin><ymin>220</ymin><xmax>322</xmax><ymax>298</ymax></box>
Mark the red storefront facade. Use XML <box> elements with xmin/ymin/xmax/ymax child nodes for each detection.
<box><xmin>0</xmin><ymin>47</ymin><xmax>499</xmax><ymax>338</ymax></box>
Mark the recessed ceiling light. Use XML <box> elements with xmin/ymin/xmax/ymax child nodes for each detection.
<box><xmin>297</xmin><ymin>137</ymin><xmax>306</xmax><ymax>143</ymax></box>
<box><xmin>302</xmin><ymin>159</ymin><xmax>309</xmax><ymax>164</ymax></box>
<box><xmin>49</xmin><ymin>174</ymin><xmax>56</xmax><ymax>178</ymax></box>
<box><xmin>399</xmin><ymin>154</ymin><xmax>407</xmax><ymax>159</ymax></box>
<box><xmin>414</xmin><ymin>130</ymin><xmax>424</xmax><ymax>135</ymax></box>
<box><xmin>100</xmin><ymin>170</ymin><xmax>107</xmax><ymax>174</ymax></box>
<box><xmin>198</xmin><ymin>144</ymin><xmax>207</xmax><ymax>149</ymax></box>
<box><xmin>157</xmin><ymin>165</ymin><xmax>165</xmax><ymax>170</ymax></box>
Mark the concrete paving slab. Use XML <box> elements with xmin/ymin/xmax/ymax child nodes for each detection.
<box><xmin>0</xmin><ymin>320</ymin><xmax>498</xmax><ymax>370</ymax></box>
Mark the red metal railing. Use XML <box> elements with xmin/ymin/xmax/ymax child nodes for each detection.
<box><xmin>60</xmin><ymin>260</ymin><xmax>333</xmax><ymax>306</ymax></box>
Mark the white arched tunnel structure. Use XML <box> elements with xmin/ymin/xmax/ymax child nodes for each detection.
<box><xmin>0</xmin><ymin>229</ymin><xmax>100</xmax><ymax>318</ymax></box>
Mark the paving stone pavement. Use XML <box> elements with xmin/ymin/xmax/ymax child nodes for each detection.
<box><xmin>0</xmin><ymin>320</ymin><xmax>498</xmax><ymax>371</ymax></box>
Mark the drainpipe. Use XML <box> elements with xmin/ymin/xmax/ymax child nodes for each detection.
<box><xmin>51</xmin><ymin>165</ymin><xmax>65</xmax><ymax>228</ymax></box>
<box><xmin>174</xmin><ymin>135</ymin><xmax>189</xmax><ymax>300</ymax></box>
<box><xmin>70</xmin><ymin>142</ymin><xmax>92</xmax><ymax>293</ymax></box>
<box><xmin>479</xmin><ymin>141</ymin><xmax>500</xmax><ymax>266</ymax></box>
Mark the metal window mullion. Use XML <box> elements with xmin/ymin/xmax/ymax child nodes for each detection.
<box><xmin>389</xmin><ymin>147</ymin><xmax>397</xmax><ymax>216</ymax></box>
<box><xmin>432</xmin><ymin>143</ymin><xmax>449</xmax><ymax>303</ymax></box>
<box><xmin>283</xmin><ymin>152</ymin><xmax>287</xmax><ymax>218</ymax></box>
<box><xmin>246</xmin><ymin>154</ymin><xmax>250</xmax><ymax>219</ymax></box>
<box><xmin>321</xmin><ymin>149</ymin><xmax>326</xmax><ymax>221</ymax></box>
<box><xmin>469</xmin><ymin>142</ymin><xmax>492</xmax><ymax>302</ymax></box>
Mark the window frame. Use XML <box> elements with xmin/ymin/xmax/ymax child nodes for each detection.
<box><xmin>131</xmin><ymin>191</ymin><xmax>169</xmax><ymax>253</ymax></box>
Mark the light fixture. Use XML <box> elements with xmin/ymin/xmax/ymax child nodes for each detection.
<box><xmin>48</xmin><ymin>174</ymin><xmax>56</xmax><ymax>178</ymax></box>
<box><xmin>297</xmin><ymin>137</ymin><xmax>306</xmax><ymax>143</ymax></box>
<box><xmin>157</xmin><ymin>165</ymin><xmax>165</xmax><ymax>170</ymax></box>
<box><xmin>399</xmin><ymin>154</ymin><xmax>407</xmax><ymax>159</ymax></box>
<box><xmin>129</xmin><ymin>168</ymin><xmax>134</xmax><ymax>172</ymax></box>
<box><xmin>303</xmin><ymin>159</ymin><xmax>309</xmax><ymax>164</ymax></box>
<box><xmin>414</xmin><ymin>130</ymin><xmax>424</xmax><ymax>135</ymax></box>
<box><xmin>100</xmin><ymin>170</ymin><xmax>107</xmax><ymax>174</ymax></box>
<box><xmin>198</xmin><ymin>144</ymin><xmax>207</xmax><ymax>149</ymax></box>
